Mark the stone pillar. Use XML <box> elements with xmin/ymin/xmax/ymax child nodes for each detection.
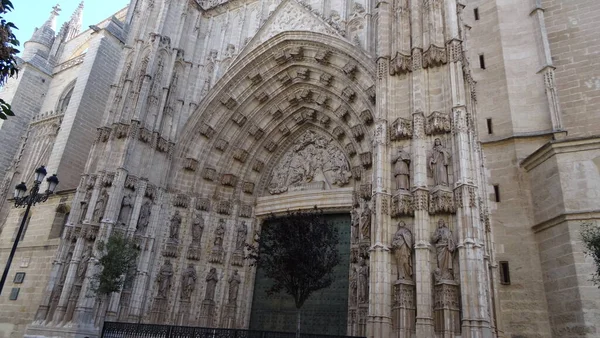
<box><xmin>51</xmin><ymin>235</ymin><xmax>86</xmax><ymax>325</ymax></box>
<box><xmin>433</xmin><ymin>281</ymin><xmax>460</xmax><ymax>337</ymax></box>
<box><xmin>392</xmin><ymin>280</ymin><xmax>416</xmax><ymax>337</ymax></box>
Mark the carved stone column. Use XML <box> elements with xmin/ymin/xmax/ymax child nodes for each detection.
<box><xmin>433</xmin><ymin>281</ymin><xmax>461</xmax><ymax>337</ymax></box>
<box><xmin>392</xmin><ymin>280</ymin><xmax>416</xmax><ymax>337</ymax></box>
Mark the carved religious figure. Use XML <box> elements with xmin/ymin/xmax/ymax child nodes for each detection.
<box><xmin>358</xmin><ymin>258</ymin><xmax>369</xmax><ymax>304</ymax></box>
<box><xmin>191</xmin><ymin>212</ymin><xmax>204</xmax><ymax>242</ymax></box>
<box><xmin>349</xmin><ymin>267</ymin><xmax>358</xmax><ymax>307</ymax></box>
<box><xmin>204</xmin><ymin>267</ymin><xmax>219</xmax><ymax>301</ymax></box>
<box><xmin>169</xmin><ymin>211</ymin><xmax>182</xmax><ymax>242</ymax></box>
<box><xmin>428</xmin><ymin>138</ymin><xmax>451</xmax><ymax>186</ymax></box>
<box><xmin>431</xmin><ymin>219</ymin><xmax>455</xmax><ymax>281</ymax></box>
<box><xmin>92</xmin><ymin>190</ymin><xmax>107</xmax><ymax>223</ymax></box>
<box><xmin>351</xmin><ymin>209</ymin><xmax>360</xmax><ymax>242</ymax></box>
<box><xmin>75</xmin><ymin>245</ymin><xmax>91</xmax><ymax>285</ymax></box>
<box><xmin>156</xmin><ymin>260</ymin><xmax>174</xmax><ymax>299</ymax></box>
<box><xmin>214</xmin><ymin>219</ymin><xmax>226</xmax><ymax>249</ymax></box>
<box><xmin>228</xmin><ymin>270</ymin><xmax>241</xmax><ymax>304</ymax></box>
<box><xmin>117</xmin><ymin>193</ymin><xmax>133</xmax><ymax>227</ymax></box>
<box><xmin>180</xmin><ymin>264</ymin><xmax>197</xmax><ymax>301</ymax></box>
<box><xmin>360</xmin><ymin>203</ymin><xmax>371</xmax><ymax>240</ymax></box>
<box><xmin>136</xmin><ymin>200</ymin><xmax>151</xmax><ymax>233</ymax></box>
<box><xmin>79</xmin><ymin>190</ymin><xmax>92</xmax><ymax>223</ymax></box>
<box><xmin>393</xmin><ymin>149</ymin><xmax>411</xmax><ymax>191</ymax></box>
<box><xmin>235</xmin><ymin>221</ymin><xmax>247</xmax><ymax>251</ymax></box>
<box><xmin>391</xmin><ymin>221</ymin><xmax>413</xmax><ymax>281</ymax></box>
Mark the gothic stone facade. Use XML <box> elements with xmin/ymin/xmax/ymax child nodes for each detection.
<box><xmin>0</xmin><ymin>0</ymin><xmax>599</xmax><ymax>338</ymax></box>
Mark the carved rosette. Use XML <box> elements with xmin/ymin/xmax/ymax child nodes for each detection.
<box><xmin>425</xmin><ymin>112</ymin><xmax>451</xmax><ymax>135</ymax></box>
<box><xmin>429</xmin><ymin>189</ymin><xmax>455</xmax><ymax>214</ymax></box>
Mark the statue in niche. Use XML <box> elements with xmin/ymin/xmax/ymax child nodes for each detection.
<box><xmin>136</xmin><ymin>200</ymin><xmax>152</xmax><ymax>234</ymax></box>
<box><xmin>391</xmin><ymin>221</ymin><xmax>413</xmax><ymax>281</ymax></box>
<box><xmin>92</xmin><ymin>190</ymin><xmax>107</xmax><ymax>223</ymax></box>
<box><xmin>358</xmin><ymin>258</ymin><xmax>369</xmax><ymax>304</ymax></box>
<box><xmin>169</xmin><ymin>211</ymin><xmax>182</xmax><ymax>242</ymax></box>
<box><xmin>224</xmin><ymin>43</ymin><xmax>236</xmax><ymax>58</ymax></box>
<box><xmin>117</xmin><ymin>193</ymin><xmax>134</xmax><ymax>227</ymax></box>
<box><xmin>351</xmin><ymin>209</ymin><xmax>360</xmax><ymax>242</ymax></box>
<box><xmin>213</xmin><ymin>219</ymin><xmax>226</xmax><ymax>249</ymax></box>
<box><xmin>180</xmin><ymin>264</ymin><xmax>197</xmax><ymax>301</ymax></box>
<box><xmin>204</xmin><ymin>267</ymin><xmax>219</xmax><ymax>301</ymax></box>
<box><xmin>428</xmin><ymin>138</ymin><xmax>451</xmax><ymax>186</ymax></box>
<box><xmin>75</xmin><ymin>245</ymin><xmax>91</xmax><ymax>285</ymax></box>
<box><xmin>79</xmin><ymin>190</ymin><xmax>92</xmax><ymax>223</ymax></box>
<box><xmin>349</xmin><ymin>267</ymin><xmax>358</xmax><ymax>307</ymax></box>
<box><xmin>235</xmin><ymin>221</ymin><xmax>247</xmax><ymax>251</ymax></box>
<box><xmin>360</xmin><ymin>203</ymin><xmax>371</xmax><ymax>240</ymax></box>
<box><xmin>432</xmin><ymin>219</ymin><xmax>455</xmax><ymax>281</ymax></box>
<box><xmin>228</xmin><ymin>270</ymin><xmax>241</xmax><ymax>304</ymax></box>
<box><xmin>156</xmin><ymin>260</ymin><xmax>174</xmax><ymax>298</ymax></box>
<box><xmin>191</xmin><ymin>212</ymin><xmax>205</xmax><ymax>242</ymax></box>
<box><xmin>393</xmin><ymin>149</ymin><xmax>411</xmax><ymax>191</ymax></box>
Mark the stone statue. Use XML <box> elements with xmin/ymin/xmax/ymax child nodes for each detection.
<box><xmin>169</xmin><ymin>211</ymin><xmax>182</xmax><ymax>241</ymax></box>
<box><xmin>137</xmin><ymin>200</ymin><xmax>152</xmax><ymax>233</ymax></box>
<box><xmin>180</xmin><ymin>264</ymin><xmax>197</xmax><ymax>300</ymax></box>
<box><xmin>360</xmin><ymin>203</ymin><xmax>371</xmax><ymax>240</ymax></box>
<box><xmin>191</xmin><ymin>212</ymin><xmax>204</xmax><ymax>242</ymax></box>
<box><xmin>428</xmin><ymin>138</ymin><xmax>451</xmax><ymax>186</ymax></box>
<box><xmin>393</xmin><ymin>149</ymin><xmax>411</xmax><ymax>191</ymax></box>
<box><xmin>349</xmin><ymin>267</ymin><xmax>358</xmax><ymax>306</ymax></box>
<box><xmin>214</xmin><ymin>219</ymin><xmax>226</xmax><ymax>248</ymax></box>
<box><xmin>228</xmin><ymin>270</ymin><xmax>241</xmax><ymax>304</ymax></box>
<box><xmin>75</xmin><ymin>246</ymin><xmax>91</xmax><ymax>284</ymax></box>
<box><xmin>156</xmin><ymin>260</ymin><xmax>174</xmax><ymax>298</ymax></box>
<box><xmin>351</xmin><ymin>209</ymin><xmax>360</xmax><ymax>242</ymax></box>
<box><xmin>431</xmin><ymin>219</ymin><xmax>455</xmax><ymax>281</ymax></box>
<box><xmin>79</xmin><ymin>190</ymin><xmax>92</xmax><ymax>222</ymax></box>
<box><xmin>92</xmin><ymin>190</ymin><xmax>107</xmax><ymax>223</ymax></box>
<box><xmin>391</xmin><ymin>221</ymin><xmax>413</xmax><ymax>280</ymax></box>
<box><xmin>358</xmin><ymin>258</ymin><xmax>369</xmax><ymax>304</ymax></box>
<box><xmin>117</xmin><ymin>194</ymin><xmax>133</xmax><ymax>227</ymax></box>
<box><xmin>204</xmin><ymin>267</ymin><xmax>219</xmax><ymax>301</ymax></box>
<box><xmin>235</xmin><ymin>221</ymin><xmax>247</xmax><ymax>250</ymax></box>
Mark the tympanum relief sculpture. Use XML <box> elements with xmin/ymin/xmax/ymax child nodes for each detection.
<box><xmin>268</xmin><ymin>131</ymin><xmax>352</xmax><ymax>194</ymax></box>
<box><xmin>391</xmin><ymin>221</ymin><xmax>413</xmax><ymax>281</ymax></box>
<box><xmin>432</xmin><ymin>219</ymin><xmax>455</xmax><ymax>282</ymax></box>
<box><xmin>428</xmin><ymin>138</ymin><xmax>451</xmax><ymax>187</ymax></box>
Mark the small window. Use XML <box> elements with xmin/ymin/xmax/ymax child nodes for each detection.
<box><xmin>486</xmin><ymin>118</ymin><xmax>493</xmax><ymax>134</ymax></box>
<box><xmin>493</xmin><ymin>185</ymin><xmax>501</xmax><ymax>202</ymax></box>
<box><xmin>499</xmin><ymin>261</ymin><xmax>511</xmax><ymax>285</ymax></box>
<box><xmin>479</xmin><ymin>54</ymin><xmax>486</xmax><ymax>69</ymax></box>
<box><xmin>474</xmin><ymin>8</ymin><xmax>480</xmax><ymax>21</ymax></box>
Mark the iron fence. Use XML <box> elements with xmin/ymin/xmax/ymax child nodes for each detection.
<box><xmin>101</xmin><ymin>322</ymin><xmax>365</xmax><ymax>338</ymax></box>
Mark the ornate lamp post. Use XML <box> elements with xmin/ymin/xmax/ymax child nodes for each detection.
<box><xmin>0</xmin><ymin>166</ymin><xmax>59</xmax><ymax>295</ymax></box>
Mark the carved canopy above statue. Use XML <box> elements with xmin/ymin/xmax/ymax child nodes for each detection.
<box><xmin>268</xmin><ymin>130</ymin><xmax>352</xmax><ymax>195</ymax></box>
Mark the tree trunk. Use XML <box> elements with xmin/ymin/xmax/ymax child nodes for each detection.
<box><xmin>296</xmin><ymin>308</ymin><xmax>301</xmax><ymax>338</ymax></box>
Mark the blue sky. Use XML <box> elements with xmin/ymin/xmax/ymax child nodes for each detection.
<box><xmin>5</xmin><ymin>0</ymin><xmax>130</xmax><ymax>52</ymax></box>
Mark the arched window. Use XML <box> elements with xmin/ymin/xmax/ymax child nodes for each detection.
<box><xmin>56</xmin><ymin>82</ymin><xmax>76</xmax><ymax>114</ymax></box>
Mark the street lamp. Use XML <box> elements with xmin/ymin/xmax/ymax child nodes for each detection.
<box><xmin>0</xmin><ymin>166</ymin><xmax>59</xmax><ymax>295</ymax></box>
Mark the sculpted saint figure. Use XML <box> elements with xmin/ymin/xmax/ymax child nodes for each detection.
<box><xmin>358</xmin><ymin>258</ymin><xmax>369</xmax><ymax>304</ymax></box>
<box><xmin>431</xmin><ymin>219</ymin><xmax>455</xmax><ymax>281</ymax></box>
<box><xmin>180</xmin><ymin>264</ymin><xmax>197</xmax><ymax>300</ymax></box>
<box><xmin>351</xmin><ymin>209</ymin><xmax>360</xmax><ymax>242</ymax></box>
<box><xmin>228</xmin><ymin>270</ymin><xmax>241</xmax><ymax>304</ymax></box>
<box><xmin>360</xmin><ymin>203</ymin><xmax>371</xmax><ymax>240</ymax></box>
<box><xmin>428</xmin><ymin>138</ymin><xmax>451</xmax><ymax>186</ymax></box>
<box><xmin>235</xmin><ymin>221</ymin><xmax>247</xmax><ymax>250</ymax></box>
<box><xmin>191</xmin><ymin>212</ymin><xmax>204</xmax><ymax>242</ymax></box>
<box><xmin>156</xmin><ymin>260</ymin><xmax>174</xmax><ymax>298</ymax></box>
<box><xmin>169</xmin><ymin>211</ymin><xmax>182</xmax><ymax>241</ymax></box>
<box><xmin>349</xmin><ymin>267</ymin><xmax>358</xmax><ymax>306</ymax></box>
<box><xmin>137</xmin><ymin>200</ymin><xmax>152</xmax><ymax>233</ymax></box>
<box><xmin>79</xmin><ymin>191</ymin><xmax>92</xmax><ymax>223</ymax></box>
<box><xmin>393</xmin><ymin>149</ymin><xmax>411</xmax><ymax>191</ymax></box>
<box><xmin>391</xmin><ymin>221</ymin><xmax>413</xmax><ymax>280</ymax></box>
<box><xmin>75</xmin><ymin>246</ymin><xmax>91</xmax><ymax>284</ymax></box>
<box><xmin>204</xmin><ymin>267</ymin><xmax>219</xmax><ymax>301</ymax></box>
<box><xmin>117</xmin><ymin>194</ymin><xmax>133</xmax><ymax>227</ymax></box>
<box><xmin>214</xmin><ymin>219</ymin><xmax>226</xmax><ymax>248</ymax></box>
<box><xmin>92</xmin><ymin>190</ymin><xmax>107</xmax><ymax>223</ymax></box>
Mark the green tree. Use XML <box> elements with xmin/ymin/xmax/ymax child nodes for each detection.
<box><xmin>246</xmin><ymin>207</ymin><xmax>340</xmax><ymax>338</ymax></box>
<box><xmin>0</xmin><ymin>0</ymin><xmax>19</xmax><ymax>120</ymax></box>
<box><xmin>581</xmin><ymin>222</ymin><xmax>600</xmax><ymax>286</ymax></box>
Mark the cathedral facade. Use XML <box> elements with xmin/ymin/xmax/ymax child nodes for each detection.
<box><xmin>0</xmin><ymin>0</ymin><xmax>599</xmax><ymax>337</ymax></box>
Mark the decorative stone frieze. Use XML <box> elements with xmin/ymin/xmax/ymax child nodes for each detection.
<box><xmin>125</xmin><ymin>175</ymin><xmax>138</xmax><ymax>190</ymax></box>
<box><xmin>412</xmin><ymin>190</ymin><xmax>429</xmax><ymax>211</ymax></box>
<box><xmin>319</xmin><ymin>115</ymin><xmax>331</xmax><ymax>127</ymax></box>
<box><xmin>319</xmin><ymin>73</ymin><xmax>333</xmax><ymax>86</ymax></box>
<box><xmin>313</xmin><ymin>94</ymin><xmax>328</xmax><ymax>106</ymax></box>
<box><xmin>97</xmin><ymin>127</ymin><xmax>111</xmax><ymax>143</ymax></box>
<box><xmin>359</xmin><ymin>152</ymin><xmax>372</xmax><ymax>168</ymax></box>
<box><xmin>247</xmin><ymin>70</ymin><xmax>262</xmax><ymax>85</ymax></box>
<box><xmin>217</xmin><ymin>200</ymin><xmax>232</xmax><ymax>215</ymax></box>
<box><xmin>183</xmin><ymin>158</ymin><xmax>199</xmax><ymax>171</ymax></box>
<box><xmin>252</xmin><ymin>160</ymin><xmax>264</xmax><ymax>172</ymax></box>
<box><xmin>202</xmin><ymin>167</ymin><xmax>217</xmax><ymax>181</ymax></box>
<box><xmin>114</xmin><ymin>123</ymin><xmax>129</xmax><ymax>139</ymax></box>
<box><xmin>335</xmin><ymin>107</ymin><xmax>349</xmax><ymax>121</ymax></box>
<box><xmin>248</xmin><ymin>125</ymin><xmax>264</xmax><ymax>140</ymax></box>
<box><xmin>199</xmin><ymin>123</ymin><xmax>216</xmax><ymax>139</ymax></box>
<box><xmin>366</xmin><ymin>86</ymin><xmax>376</xmax><ymax>104</ymax></box>
<box><xmin>426</xmin><ymin>111</ymin><xmax>451</xmax><ymax>135</ymax></box>
<box><xmin>231</xmin><ymin>112</ymin><xmax>247</xmax><ymax>126</ymax></box>
<box><xmin>264</xmin><ymin>141</ymin><xmax>278</xmax><ymax>152</ymax></box>
<box><xmin>174</xmin><ymin>194</ymin><xmax>190</xmax><ymax>208</ymax></box>
<box><xmin>102</xmin><ymin>172</ymin><xmax>115</xmax><ymax>187</ymax></box>
<box><xmin>345</xmin><ymin>143</ymin><xmax>357</xmax><ymax>156</ymax></box>
<box><xmin>360</xmin><ymin>110</ymin><xmax>373</xmax><ymax>125</ymax></box>
<box><xmin>352</xmin><ymin>166</ymin><xmax>362</xmax><ymax>180</ymax></box>
<box><xmin>243</xmin><ymin>182</ymin><xmax>255</xmax><ymax>194</ymax></box>
<box><xmin>233</xmin><ymin>148</ymin><xmax>249</xmax><ymax>163</ymax></box>
<box><xmin>332</xmin><ymin>126</ymin><xmax>345</xmax><ymax>139</ymax></box>
<box><xmin>196</xmin><ymin>197</ymin><xmax>210</xmax><ymax>211</ymax></box>
<box><xmin>391</xmin><ymin>53</ymin><xmax>412</xmax><ymax>75</ymax></box>
<box><xmin>255</xmin><ymin>91</ymin><xmax>269</xmax><ymax>103</ymax></box>
<box><xmin>270</xmin><ymin>108</ymin><xmax>283</xmax><ymax>120</ymax></box>
<box><xmin>391</xmin><ymin>117</ymin><xmax>413</xmax><ymax>140</ymax></box>
<box><xmin>392</xmin><ymin>192</ymin><xmax>414</xmax><ymax>217</ymax></box>
<box><xmin>351</xmin><ymin>125</ymin><xmax>365</xmax><ymax>141</ymax></box>
<box><xmin>139</xmin><ymin>127</ymin><xmax>152</xmax><ymax>143</ymax></box>
<box><xmin>221</xmin><ymin>174</ymin><xmax>238</xmax><ymax>187</ymax></box>
<box><xmin>239</xmin><ymin>204</ymin><xmax>253</xmax><ymax>218</ymax></box>
<box><xmin>360</xmin><ymin>184</ymin><xmax>371</xmax><ymax>200</ymax></box>
<box><xmin>343</xmin><ymin>61</ymin><xmax>358</xmax><ymax>78</ymax></box>
<box><xmin>429</xmin><ymin>188</ymin><xmax>455</xmax><ymax>214</ymax></box>
<box><xmin>145</xmin><ymin>184</ymin><xmax>156</xmax><ymax>200</ymax></box>
<box><xmin>342</xmin><ymin>87</ymin><xmax>356</xmax><ymax>102</ymax></box>
<box><xmin>86</xmin><ymin>175</ymin><xmax>97</xmax><ymax>189</ymax></box>
<box><xmin>314</xmin><ymin>49</ymin><xmax>331</xmax><ymax>64</ymax></box>
<box><xmin>220</xmin><ymin>95</ymin><xmax>237</xmax><ymax>109</ymax></box>
<box><xmin>412</xmin><ymin>48</ymin><xmax>423</xmax><ymax>71</ymax></box>
<box><xmin>215</xmin><ymin>139</ymin><xmax>229</xmax><ymax>152</ymax></box>
<box><xmin>156</xmin><ymin>137</ymin><xmax>169</xmax><ymax>153</ymax></box>
<box><xmin>423</xmin><ymin>45</ymin><xmax>447</xmax><ymax>68</ymax></box>
<box><xmin>295</xmin><ymin>67</ymin><xmax>309</xmax><ymax>80</ymax></box>
<box><xmin>277</xmin><ymin>72</ymin><xmax>292</xmax><ymax>85</ymax></box>
<box><xmin>447</xmin><ymin>39</ymin><xmax>463</xmax><ymax>63</ymax></box>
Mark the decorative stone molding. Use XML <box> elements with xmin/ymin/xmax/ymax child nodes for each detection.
<box><xmin>255</xmin><ymin>91</ymin><xmax>269</xmax><ymax>103</ymax></box>
<box><xmin>342</xmin><ymin>87</ymin><xmax>356</xmax><ymax>102</ymax></box>
<box><xmin>360</xmin><ymin>110</ymin><xmax>374</xmax><ymax>125</ymax></box>
<box><xmin>247</xmin><ymin>70</ymin><xmax>262</xmax><ymax>85</ymax></box>
<box><xmin>184</xmin><ymin>158</ymin><xmax>199</xmax><ymax>171</ymax></box>
<box><xmin>248</xmin><ymin>125</ymin><xmax>265</xmax><ymax>140</ymax></box>
<box><xmin>199</xmin><ymin>123</ymin><xmax>216</xmax><ymax>139</ymax></box>
<box><xmin>114</xmin><ymin>123</ymin><xmax>129</xmax><ymax>139</ymax></box>
<box><xmin>391</xmin><ymin>117</ymin><xmax>413</xmax><ymax>140</ymax></box>
<box><xmin>333</xmin><ymin>126</ymin><xmax>345</xmax><ymax>139</ymax></box>
<box><xmin>239</xmin><ymin>204</ymin><xmax>253</xmax><ymax>218</ymax></box>
<box><xmin>360</xmin><ymin>184</ymin><xmax>372</xmax><ymax>200</ymax></box>
<box><xmin>215</xmin><ymin>139</ymin><xmax>229</xmax><ymax>152</ymax></box>
<box><xmin>217</xmin><ymin>200</ymin><xmax>232</xmax><ymax>215</ymax></box>
<box><xmin>220</xmin><ymin>95</ymin><xmax>237</xmax><ymax>109</ymax></box>
<box><xmin>145</xmin><ymin>184</ymin><xmax>156</xmax><ymax>200</ymax></box>
<box><xmin>454</xmin><ymin>189</ymin><xmax>463</xmax><ymax>209</ymax></box>
<box><xmin>162</xmin><ymin>242</ymin><xmax>178</xmax><ymax>258</ymax></box>
<box><xmin>313</xmin><ymin>94</ymin><xmax>328</xmax><ymax>106</ymax></box>
<box><xmin>231</xmin><ymin>112</ymin><xmax>247</xmax><ymax>126</ymax></box>
<box><xmin>314</xmin><ymin>49</ymin><xmax>331</xmax><ymax>64</ymax></box>
<box><xmin>97</xmin><ymin>127</ymin><xmax>111</xmax><ymax>143</ymax></box>
<box><xmin>125</xmin><ymin>175</ymin><xmax>138</xmax><ymax>190</ymax></box>
<box><xmin>366</xmin><ymin>86</ymin><xmax>376</xmax><ymax>104</ymax></box>
<box><xmin>252</xmin><ymin>160</ymin><xmax>264</xmax><ymax>173</ymax></box>
<box><xmin>221</xmin><ymin>174</ymin><xmax>238</xmax><ymax>187</ymax></box>
<box><xmin>334</xmin><ymin>107</ymin><xmax>350</xmax><ymax>121</ymax></box>
<box><xmin>343</xmin><ymin>61</ymin><xmax>358</xmax><ymax>79</ymax></box>
<box><xmin>243</xmin><ymin>182</ymin><xmax>255</xmax><ymax>194</ymax></box>
<box><xmin>264</xmin><ymin>141</ymin><xmax>278</xmax><ymax>152</ymax></box>
<box><xmin>277</xmin><ymin>72</ymin><xmax>292</xmax><ymax>85</ymax></box>
<box><xmin>412</xmin><ymin>190</ymin><xmax>429</xmax><ymax>211</ymax></box>
<box><xmin>174</xmin><ymin>194</ymin><xmax>190</xmax><ymax>208</ymax></box>
<box><xmin>392</xmin><ymin>192</ymin><xmax>414</xmax><ymax>217</ymax></box>
<box><xmin>102</xmin><ymin>172</ymin><xmax>115</xmax><ymax>187</ymax></box>
<box><xmin>233</xmin><ymin>148</ymin><xmax>249</xmax><ymax>163</ymax></box>
<box><xmin>359</xmin><ymin>152</ymin><xmax>372</xmax><ymax>168</ymax></box>
<box><xmin>413</xmin><ymin>111</ymin><xmax>426</xmax><ymax>139</ymax></box>
<box><xmin>139</xmin><ymin>127</ymin><xmax>152</xmax><ymax>143</ymax></box>
<box><xmin>412</xmin><ymin>48</ymin><xmax>423</xmax><ymax>71</ymax></box>
<box><xmin>351</xmin><ymin>125</ymin><xmax>365</xmax><ymax>141</ymax></box>
<box><xmin>86</xmin><ymin>175</ymin><xmax>97</xmax><ymax>189</ymax></box>
<box><xmin>423</xmin><ymin>45</ymin><xmax>447</xmax><ymax>68</ymax></box>
<box><xmin>319</xmin><ymin>73</ymin><xmax>333</xmax><ymax>86</ymax></box>
<box><xmin>352</xmin><ymin>166</ymin><xmax>362</xmax><ymax>180</ymax></box>
<box><xmin>156</xmin><ymin>137</ymin><xmax>169</xmax><ymax>153</ymax></box>
<box><xmin>426</xmin><ymin>111</ymin><xmax>451</xmax><ymax>135</ymax></box>
<box><xmin>452</xmin><ymin>107</ymin><xmax>469</xmax><ymax>135</ymax></box>
<box><xmin>187</xmin><ymin>246</ymin><xmax>201</xmax><ymax>261</ymax></box>
<box><xmin>295</xmin><ymin>67</ymin><xmax>309</xmax><ymax>80</ymax></box>
<box><xmin>202</xmin><ymin>167</ymin><xmax>217</xmax><ymax>181</ymax></box>
<box><xmin>319</xmin><ymin>115</ymin><xmax>331</xmax><ymax>127</ymax></box>
<box><xmin>391</xmin><ymin>53</ymin><xmax>412</xmax><ymax>75</ymax></box>
<box><xmin>345</xmin><ymin>143</ymin><xmax>357</xmax><ymax>156</ymax></box>
<box><xmin>429</xmin><ymin>188</ymin><xmax>455</xmax><ymax>214</ymax></box>
<box><xmin>270</xmin><ymin>108</ymin><xmax>283</xmax><ymax>120</ymax></box>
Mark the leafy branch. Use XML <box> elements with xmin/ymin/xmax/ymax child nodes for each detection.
<box><xmin>91</xmin><ymin>231</ymin><xmax>139</xmax><ymax>296</ymax></box>
<box><xmin>581</xmin><ymin>222</ymin><xmax>600</xmax><ymax>286</ymax></box>
<box><xmin>0</xmin><ymin>0</ymin><xmax>19</xmax><ymax>120</ymax></box>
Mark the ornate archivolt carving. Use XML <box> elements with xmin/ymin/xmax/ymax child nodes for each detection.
<box><xmin>199</xmin><ymin>123</ymin><xmax>216</xmax><ymax>139</ymax></box>
<box><xmin>239</xmin><ymin>204</ymin><xmax>253</xmax><ymax>218</ymax></box>
<box><xmin>183</xmin><ymin>158</ymin><xmax>198</xmax><ymax>171</ymax></box>
<box><xmin>202</xmin><ymin>167</ymin><xmax>217</xmax><ymax>181</ymax></box>
<box><xmin>268</xmin><ymin>131</ymin><xmax>352</xmax><ymax>195</ymax></box>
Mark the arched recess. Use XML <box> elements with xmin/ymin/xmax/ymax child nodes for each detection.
<box><xmin>172</xmin><ymin>31</ymin><xmax>376</xmax><ymax>213</ymax></box>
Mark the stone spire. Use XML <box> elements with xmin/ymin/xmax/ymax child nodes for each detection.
<box><xmin>29</xmin><ymin>4</ymin><xmax>60</xmax><ymax>46</ymax></box>
<box><xmin>65</xmin><ymin>1</ymin><xmax>84</xmax><ymax>41</ymax></box>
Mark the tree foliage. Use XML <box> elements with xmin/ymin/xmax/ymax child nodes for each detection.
<box><xmin>246</xmin><ymin>207</ymin><xmax>341</xmax><ymax>310</ymax></box>
<box><xmin>0</xmin><ymin>0</ymin><xmax>19</xmax><ymax>120</ymax></box>
<box><xmin>91</xmin><ymin>231</ymin><xmax>139</xmax><ymax>296</ymax></box>
<box><xmin>581</xmin><ymin>222</ymin><xmax>600</xmax><ymax>286</ymax></box>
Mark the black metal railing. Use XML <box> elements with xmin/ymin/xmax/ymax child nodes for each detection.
<box><xmin>101</xmin><ymin>322</ymin><xmax>365</xmax><ymax>338</ymax></box>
